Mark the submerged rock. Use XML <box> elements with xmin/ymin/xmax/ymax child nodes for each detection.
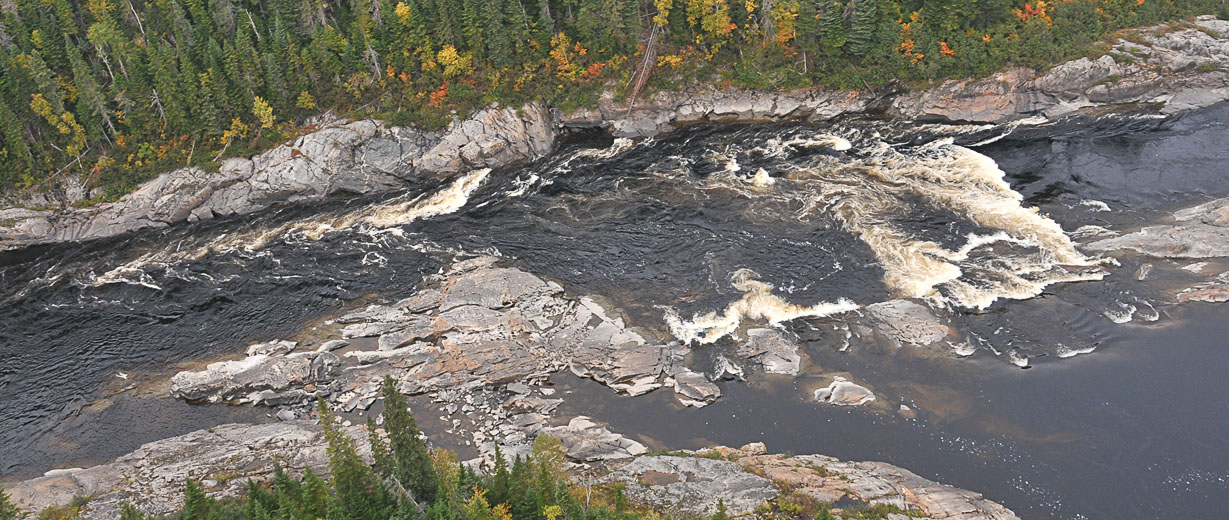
<box><xmin>1177</xmin><ymin>271</ymin><xmax>1229</xmax><ymax>303</ymax></box>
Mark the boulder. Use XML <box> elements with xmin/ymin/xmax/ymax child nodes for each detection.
<box><xmin>865</xmin><ymin>300</ymin><xmax>950</xmax><ymax>346</ymax></box>
<box><xmin>815</xmin><ymin>377</ymin><xmax>876</xmax><ymax>406</ymax></box>
<box><xmin>670</xmin><ymin>368</ymin><xmax>721</xmax><ymax>407</ymax></box>
<box><xmin>539</xmin><ymin>416</ymin><xmax>648</xmax><ymax>463</ymax></box>
<box><xmin>739</xmin><ymin>328</ymin><xmax>802</xmax><ymax>375</ymax></box>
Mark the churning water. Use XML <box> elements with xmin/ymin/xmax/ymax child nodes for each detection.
<box><xmin>2</xmin><ymin>104</ymin><xmax>1228</xmax><ymax>518</ymax></box>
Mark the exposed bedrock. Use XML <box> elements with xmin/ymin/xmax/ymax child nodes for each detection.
<box><xmin>169</xmin><ymin>257</ymin><xmax>698</xmax><ymax>450</ymax></box>
<box><xmin>6</xmin><ymin>425</ymin><xmax>1018</xmax><ymax>520</ymax></box>
<box><xmin>0</xmin><ymin>104</ymin><xmax>555</xmax><ymax>249</ymax></box>
<box><xmin>1086</xmin><ymin>196</ymin><xmax>1229</xmax><ymax>303</ymax></box>
<box><xmin>562</xmin><ymin>17</ymin><xmax>1229</xmax><ymax>137</ymax></box>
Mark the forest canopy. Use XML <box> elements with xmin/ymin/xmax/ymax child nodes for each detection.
<box><xmin>0</xmin><ymin>0</ymin><xmax>1225</xmax><ymax>199</ymax></box>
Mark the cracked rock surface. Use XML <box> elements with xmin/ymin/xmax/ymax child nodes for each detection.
<box><xmin>169</xmin><ymin>256</ymin><xmax>696</xmax><ymax>452</ymax></box>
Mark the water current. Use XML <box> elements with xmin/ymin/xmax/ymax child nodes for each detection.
<box><xmin>2</xmin><ymin>103</ymin><xmax>1227</xmax><ymax>519</ymax></box>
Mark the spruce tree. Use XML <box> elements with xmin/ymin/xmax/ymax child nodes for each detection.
<box><xmin>490</xmin><ymin>445</ymin><xmax>511</xmax><ymax>506</ymax></box>
<box><xmin>179</xmin><ymin>480</ymin><xmax>217</xmax><ymax>519</ymax></box>
<box><xmin>819</xmin><ymin>1</ymin><xmax>847</xmax><ymax>53</ymax></box>
<box><xmin>846</xmin><ymin>0</ymin><xmax>879</xmax><ymax>57</ymax></box>
<box><xmin>0</xmin><ymin>487</ymin><xmax>25</xmax><ymax>520</ymax></box>
<box><xmin>319</xmin><ymin>397</ymin><xmax>393</xmax><ymax>519</ymax></box>
<box><xmin>378</xmin><ymin>375</ymin><xmax>439</xmax><ymax>507</ymax></box>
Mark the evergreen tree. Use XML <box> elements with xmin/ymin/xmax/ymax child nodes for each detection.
<box><xmin>319</xmin><ymin>397</ymin><xmax>393</xmax><ymax>519</ymax></box>
<box><xmin>490</xmin><ymin>445</ymin><xmax>512</xmax><ymax>506</ymax></box>
<box><xmin>376</xmin><ymin>375</ymin><xmax>439</xmax><ymax>507</ymax></box>
<box><xmin>0</xmin><ymin>487</ymin><xmax>25</xmax><ymax>520</ymax></box>
<box><xmin>819</xmin><ymin>0</ymin><xmax>846</xmax><ymax>52</ymax></box>
<box><xmin>846</xmin><ymin>0</ymin><xmax>878</xmax><ymax>57</ymax></box>
<box><xmin>178</xmin><ymin>480</ymin><xmax>218</xmax><ymax>519</ymax></box>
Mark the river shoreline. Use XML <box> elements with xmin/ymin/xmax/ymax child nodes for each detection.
<box><xmin>2</xmin><ymin>16</ymin><xmax>1227</xmax><ymax>250</ymax></box>
<box><xmin>2</xmin><ymin>17</ymin><xmax>1228</xmax><ymax>520</ymax></box>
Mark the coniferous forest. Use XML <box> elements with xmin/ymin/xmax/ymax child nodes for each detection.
<box><xmin>0</xmin><ymin>1</ymin><xmax>1226</xmax><ymax>199</ymax></box>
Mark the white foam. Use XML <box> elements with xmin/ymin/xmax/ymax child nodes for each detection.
<box><xmin>1079</xmin><ymin>199</ymin><xmax>1112</xmax><ymax>212</ymax></box>
<box><xmin>1056</xmin><ymin>344</ymin><xmax>1097</xmax><ymax>358</ymax></box>
<box><xmin>663</xmin><ymin>269</ymin><xmax>859</xmax><ymax>344</ymax></box>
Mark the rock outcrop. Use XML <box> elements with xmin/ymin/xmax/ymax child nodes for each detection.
<box><xmin>3</xmin><ymin>421</ymin><xmax>348</xmax><ymax>519</ymax></box>
<box><xmin>169</xmin><ymin>257</ymin><xmax>697</xmax><ymax>451</ymax></box>
<box><xmin>605</xmin><ymin>443</ymin><xmax>1019</xmax><ymax>520</ymax></box>
<box><xmin>6</xmin><ymin>425</ymin><xmax>1018</xmax><ymax>520</ymax></box>
<box><xmin>1087</xmin><ymin>197</ymin><xmax>1229</xmax><ymax>258</ymax></box>
<box><xmin>5</xmin><ymin>18</ymin><xmax>1227</xmax><ymax>250</ymax></box>
<box><xmin>0</xmin><ymin>105</ymin><xmax>554</xmax><ymax>249</ymax></box>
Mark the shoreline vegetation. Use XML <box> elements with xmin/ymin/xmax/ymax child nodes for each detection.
<box><xmin>1</xmin><ymin>1</ymin><xmax>1227</xmax><ymax>202</ymax></box>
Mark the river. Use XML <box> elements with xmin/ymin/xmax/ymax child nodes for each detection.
<box><xmin>2</xmin><ymin>103</ymin><xmax>1227</xmax><ymax>519</ymax></box>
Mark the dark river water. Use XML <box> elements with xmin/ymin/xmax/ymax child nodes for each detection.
<box><xmin>2</xmin><ymin>103</ymin><xmax>1228</xmax><ymax>519</ymax></box>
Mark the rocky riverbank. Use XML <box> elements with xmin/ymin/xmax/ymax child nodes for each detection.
<box><xmin>5</xmin><ymin>421</ymin><xmax>1017</xmax><ymax>520</ymax></box>
<box><xmin>4</xmin><ymin>252</ymin><xmax>980</xmax><ymax>517</ymax></box>
<box><xmin>3</xmin><ymin>17</ymin><xmax>1227</xmax><ymax>249</ymax></box>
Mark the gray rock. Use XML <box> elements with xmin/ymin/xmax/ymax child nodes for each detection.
<box><xmin>170</xmin><ymin>354</ymin><xmax>313</xmax><ymax>403</ymax></box>
<box><xmin>865</xmin><ymin>300</ymin><xmax>950</xmax><ymax>346</ymax></box>
<box><xmin>671</xmin><ymin>368</ymin><xmax>721</xmax><ymax>407</ymax></box>
<box><xmin>739</xmin><ymin>328</ymin><xmax>802</xmax><ymax>375</ymax></box>
<box><xmin>1087</xmin><ymin>196</ymin><xmax>1229</xmax><ymax>258</ymax></box>
<box><xmin>815</xmin><ymin>377</ymin><xmax>876</xmax><ymax>406</ymax></box>
<box><xmin>3</xmin><ymin>422</ymin><xmax>369</xmax><ymax>519</ymax></box>
<box><xmin>540</xmin><ymin>416</ymin><xmax>648</xmax><ymax>463</ymax></box>
<box><xmin>245</xmin><ymin>340</ymin><xmax>296</xmax><ymax>357</ymax></box>
<box><xmin>603</xmin><ymin>455</ymin><xmax>778</xmax><ymax>517</ymax></box>
<box><xmin>2</xmin><ymin>105</ymin><xmax>555</xmax><ymax>250</ymax></box>
<box><xmin>711</xmin><ymin>355</ymin><xmax>745</xmax><ymax>381</ymax></box>
<box><xmin>316</xmin><ymin>339</ymin><xmax>349</xmax><ymax>352</ymax></box>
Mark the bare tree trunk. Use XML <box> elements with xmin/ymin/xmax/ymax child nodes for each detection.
<box><xmin>126</xmin><ymin>0</ymin><xmax>147</xmax><ymax>39</ymax></box>
<box><xmin>761</xmin><ymin>0</ymin><xmax>775</xmax><ymax>44</ymax></box>
<box><xmin>246</xmin><ymin>11</ymin><xmax>261</xmax><ymax>41</ymax></box>
<box><xmin>150</xmin><ymin>88</ymin><xmax>168</xmax><ymax>129</ymax></box>
<box><xmin>628</xmin><ymin>24</ymin><xmax>661</xmax><ymax>104</ymax></box>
